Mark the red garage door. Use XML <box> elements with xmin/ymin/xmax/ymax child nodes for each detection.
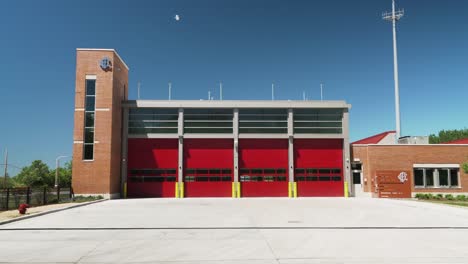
<box><xmin>184</xmin><ymin>139</ymin><xmax>233</xmax><ymax>197</ymax></box>
<box><xmin>294</xmin><ymin>139</ymin><xmax>343</xmax><ymax>197</ymax></box>
<box><xmin>239</xmin><ymin>139</ymin><xmax>289</xmax><ymax>197</ymax></box>
<box><xmin>127</xmin><ymin>139</ymin><xmax>178</xmax><ymax>198</ymax></box>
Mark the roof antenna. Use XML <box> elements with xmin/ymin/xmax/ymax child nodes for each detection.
<box><xmin>271</xmin><ymin>83</ymin><xmax>275</xmax><ymax>100</ymax></box>
<box><xmin>320</xmin><ymin>83</ymin><xmax>323</xmax><ymax>101</ymax></box>
<box><xmin>137</xmin><ymin>81</ymin><xmax>141</xmax><ymax>100</ymax></box>
<box><xmin>219</xmin><ymin>82</ymin><xmax>223</xmax><ymax>100</ymax></box>
<box><xmin>168</xmin><ymin>82</ymin><xmax>172</xmax><ymax>100</ymax></box>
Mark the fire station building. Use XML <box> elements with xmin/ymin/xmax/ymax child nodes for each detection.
<box><xmin>72</xmin><ymin>49</ymin><xmax>351</xmax><ymax>198</ymax></box>
<box><xmin>71</xmin><ymin>49</ymin><xmax>468</xmax><ymax>199</ymax></box>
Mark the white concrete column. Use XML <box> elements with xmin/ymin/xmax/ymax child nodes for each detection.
<box><xmin>120</xmin><ymin>107</ymin><xmax>129</xmax><ymax>197</ymax></box>
<box><xmin>233</xmin><ymin>108</ymin><xmax>239</xmax><ymax>182</ymax></box>
<box><xmin>342</xmin><ymin>109</ymin><xmax>351</xmax><ymax>196</ymax></box>
<box><xmin>178</xmin><ymin>108</ymin><xmax>184</xmax><ymax>183</ymax></box>
<box><xmin>288</xmin><ymin>109</ymin><xmax>294</xmax><ymax>182</ymax></box>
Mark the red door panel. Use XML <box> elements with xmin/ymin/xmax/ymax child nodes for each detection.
<box><xmin>294</xmin><ymin>139</ymin><xmax>343</xmax><ymax>197</ymax></box>
<box><xmin>184</xmin><ymin>139</ymin><xmax>233</xmax><ymax>197</ymax></box>
<box><xmin>127</xmin><ymin>139</ymin><xmax>178</xmax><ymax>198</ymax></box>
<box><xmin>239</xmin><ymin>139</ymin><xmax>289</xmax><ymax>197</ymax></box>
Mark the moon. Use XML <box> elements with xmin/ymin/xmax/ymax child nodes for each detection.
<box><xmin>175</xmin><ymin>14</ymin><xmax>180</xmax><ymax>21</ymax></box>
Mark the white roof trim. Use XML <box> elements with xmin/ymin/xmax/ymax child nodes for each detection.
<box><xmin>123</xmin><ymin>100</ymin><xmax>351</xmax><ymax>109</ymax></box>
<box><xmin>413</xmin><ymin>164</ymin><xmax>460</xmax><ymax>168</ymax></box>
<box><xmin>76</xmin><ymin>48</ymin><xmax>129</xmax><ymax>70</ymax></box>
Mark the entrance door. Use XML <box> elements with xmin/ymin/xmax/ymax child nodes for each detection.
<box><xmin>352</xmin><ymin>162</ymin><xmax>366</xmax><ymax>197</ymax></box>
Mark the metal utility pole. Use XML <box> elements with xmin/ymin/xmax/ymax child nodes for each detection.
<box><xmin>219</xmin><ymin>82</ymin><xmax>223</xmax><ymax>100</ymax></box>
<box><xmin>137</xmin><ymin>81</ymin><xmax>141</xmax><ymax>100</ymax></box>
<box><xmin>55</xmin><ymin>155</ymin><xmax>69</xmax><ymax>188</ymax></box>
<box><xmin>169</xmin><ymin>82</ymin><xmax>172</xmax><ymax>100</ymax></box>
<box><xmin>383</xmin><ymin>0</ymin><xmax>404</xmax><ymax>141</ymax></box>
<box><xmin>208</xmin><ymin>90</ymin><xmax>211</xmax><ymax>100</ymax></box>
<box><xmin>271</xmin><ymin>83</ymin><xmax>275</xmax><ymax>100</ymax></box>
<box><xmin>3</xmin><ymin>149</ymin><xmax>7</xmax><ymax>188</ymax></box>
<box><xmin>320</xmin><ymin>83</ymin><xmax>323</xmax><ymax>101</ymax></box>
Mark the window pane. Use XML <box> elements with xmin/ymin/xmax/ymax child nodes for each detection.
<box><xmin>353</xmin><ymin>172</ymin><xmax>361</xmax><ymax>184</ymax></box>
<box><xmin>84</xmin><ymin>128</ymin><xmax>94</xmax><ymax>143</ymax></box>
<box><xmin>414</xmin><ymin>169</ymin><xmax>424</xmax><ymax>186</ymax></box>
<box><xmin>85</xmin><ymin>97</ymin><xmax>95</xmax><ymax>111</ymax></box>
<box><xmin>450</xmin><ymin>169</ymin><xmax>459</xmax><ymax>187</ymax></box>
<box><xmin>86</xmin><ymin>80</ymin><xmax>96</xmax><ymax>95</ymax></box>
<box><xmin>425</xmin><ymin>169</ymin><xmax>434</xmax><ymax>187</ymax></box>
<box><xmin>438</xmin><ymin>169</ymin><xmax>449</xmax><ymax>187</ymax></box>
<box><xmin>83</xmin><ymin>144</ymin><xmax>93</xmax><ymax>160</ymax></box>
<box><xmin>85</xmin><ymin>112</ymin><xmax>95</xmax><ymax>127</ymax></box>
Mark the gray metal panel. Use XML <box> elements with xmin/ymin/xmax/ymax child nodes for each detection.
<box><xmin>233</xmin><ymin>109</ymin><xmax>239</xmax><ymax>183</ymax></box>
<box><xmin>123</xmin><ymin>100</ymin><xmax>351</xmax><ymax>109</ymax></box>
<box><xmin>128</xmin><ymin>134</ymin><xmax>179</xmax><ymax>139</ymax></box>
<box><xmin>120</xmin><ymin>107</ymin><xmax>129</xmax><ymax>197</ymax></box>
<box><xmin>293</xmin><ymin>134</ymin><xmax>345</xmax><ymax>139</ymax></box>
<box><xmin>342</xmin><ymin>109</ymin><xmax>351</xmax><ymax>196</ymax></box>
<box><xmin>239</xmin><ymin>134</ymin><xmax>289</xmax><ymax>139</ymax></box>
<box><xmin>183</xmin><ymin>134</ymin><xmax>234</xmax><ymax>139</ymax></box>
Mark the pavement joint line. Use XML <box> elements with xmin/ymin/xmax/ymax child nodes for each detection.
<box><xmin>2</xmin><ymin>226</ymin><xmax>468</xmax><ymax>231</ymax></box>
<box><xmin>0</xmin><ymin>199</ymin><xmax>108</xmax><ymax>226</ymax></box>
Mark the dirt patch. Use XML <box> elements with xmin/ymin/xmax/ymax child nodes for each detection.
<box><xmin>0</xmin><ymin>203</ymin><xmax>75</xmax><ymax>221</ymax></box>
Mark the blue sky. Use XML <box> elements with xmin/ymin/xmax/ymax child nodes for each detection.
<box><xmin>0</xmin><ymin>0</ymin><xmax>467</xmax><ymax>173</ymax></box>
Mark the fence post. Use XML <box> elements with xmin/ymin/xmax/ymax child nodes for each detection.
<box><xmin>43</xmin><ymin>187</ymin><xmax>47</xmax><ymax>205</ymax></box>
<box><xmin>6</xmin><ymin>188</ymin><xmax>10</xmax><ymax>210</ymax></box>
<box><xmin>57</xmin><ymin>186</ymin><xmax>60</xmax><ymax>203</ymax></box>
<box><xmin>26</xmin><ymin>187</ymin><xmax>31</xmax><ymax>204</ymax></box>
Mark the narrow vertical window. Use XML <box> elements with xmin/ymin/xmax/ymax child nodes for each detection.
<box><xmin>83</xmin><ymin>79</ymin><xmax>96</xmax><ymax>160</ymax></box>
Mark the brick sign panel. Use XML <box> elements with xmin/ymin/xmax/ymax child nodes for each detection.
<box><xmin>375</xmin><ymin>170</ymin><xmax>411</xmax><ymax>198</ymax></box>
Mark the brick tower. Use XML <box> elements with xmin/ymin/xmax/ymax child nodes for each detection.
<box><xmin>72</xmin><ymin>49</ymin><xmax>128</xmax><ymax>198</ymax></box>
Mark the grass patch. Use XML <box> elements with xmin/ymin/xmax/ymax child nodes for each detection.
<box><xmin>72</xmin><ymin>195</ymin><xmax>104</xmax><ymax>203</ymax></box>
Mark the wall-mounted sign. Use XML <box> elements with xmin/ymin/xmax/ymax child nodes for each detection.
<box><xmin>374</xmin><ymin>170</ymin><xmax>411</xmax><ymax>198</ymax></box>
<box><xmin>100</xmin><ymin>57</ymin><xmax>112</xmax><ymax>71</ymax></box>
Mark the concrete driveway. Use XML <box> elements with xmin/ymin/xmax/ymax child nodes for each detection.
<box><xmin>1</xmin><ymin>198</ymin><xmax>468</xmax><ymax>263</ymax></box>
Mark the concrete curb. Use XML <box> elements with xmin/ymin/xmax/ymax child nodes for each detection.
<box><xmin>0</xmin><ymin>199</ymin><xmax>108</xmax><ymax>226</ymax></box>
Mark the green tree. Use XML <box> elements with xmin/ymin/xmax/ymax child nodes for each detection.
<box><xmin>15</xmin><ymin>160</ymin><xmax>52</xmax><ymax>187</ymax></box>
<box><xmin>429</xmin><ymin>128</ymin><xmax>468</xmax><ymax>144</ymax></box>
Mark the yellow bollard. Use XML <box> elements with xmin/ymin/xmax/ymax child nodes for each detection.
<box><xmin>293</xmin><ymin>182</ymin><xmax>297</xmax><ymax>198</ymax></box>
<box><xmin>232</xmin><ymin>182</ymin><xmax>237</xmax><ymax>198</ymax></box>
<box><xmin>175</xmin><ymin>182</ymin><xmax>179</xmax><ymax>198</ymax></box>
<box><xmin>123</xmin><ymin>182</ymin><xmax>127</xmax><ymax>199</ymax></box>
<box><xmin>344</xmin><ymin>181</ymin><xmax>349</xmax><ymax>198</ymax></box>
<box><xmin>237</xmin><ymin>182</ymin><xmax>241</xmax><ymax>198</ymax></box>
<box><xmin>179</xmin><ymin>182</ymin><xmax>184</xmax><ymax>198</ymax></box>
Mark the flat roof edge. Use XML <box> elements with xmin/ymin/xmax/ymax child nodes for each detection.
<box><xmin>122</xmin><ymin>100</ymin><xmax>351</xmax><ymax>109</ymax></box>
<box><xmin>76</xmin><ymin>48</ymin><xmax>129</xmax><ymax>70</ymax></box>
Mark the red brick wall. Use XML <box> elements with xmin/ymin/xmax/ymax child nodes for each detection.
<box><xmin>72</xmin><ymin>50</ymin><xmax>128</xmax><ymax>197</ymax></box>
<box><xmin>352</xmin><ymin>144</ymin><xmax>468</xmax><ymax>194</ymax></box>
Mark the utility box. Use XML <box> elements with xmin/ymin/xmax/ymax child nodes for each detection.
<box><xmin>398</xmin><ymin>136</ymin><xmax>429</xmax><ymax>144</ymax></box>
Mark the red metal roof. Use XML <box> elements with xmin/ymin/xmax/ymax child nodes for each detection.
<box><xmin>442</xmin><ymin>138</ymin><xmax>468</xmax><ymax>144</ymax></box>
<box><xmin>352</xmin><ymin>131</ymin><xmax>396</xmax><ymax>145</ymax></box>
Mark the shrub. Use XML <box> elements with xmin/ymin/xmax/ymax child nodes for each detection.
<box><xmin>434</xmin><ymin>194</ymin><xmax>443</xmax><ymax>200</ymax></box>
<box><xmin>415</xmin><ymin>193</ymin><xmax>424</xmax><ymax>199</ymax></box>
<box><xmin>445</xmin><ymin>194</ymin><xmax>454</xmax><ymax>200</ymax></box>
<box><xmin>426</xmin><ymin>193</ymin><xmax>434</xmax><ymax>200</ymax></box>
<box><xmin>456</xmin><ymin>195</ymin><xmax>467</xmax><ymax>201</ymax></box>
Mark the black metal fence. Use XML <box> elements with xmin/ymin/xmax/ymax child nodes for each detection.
<box><xmin>0</xmin><ymin>186</ymin><xmax>74</xmax><ymax>211</ymax></box>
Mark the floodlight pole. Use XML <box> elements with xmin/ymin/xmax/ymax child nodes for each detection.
<box><xmin>55</xmin><ymin>155</ymin><xmax>69</xmax><ymax>188</ymax></box>
<box><xmin>3</xmin><ymin>149</ymin><xmax>7</xmax><ymax>188</ymax></box>
<box><xmin>383</xmin><ymin>0</ymin><xmax>404</xmax><ymax>141</ymax></box>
